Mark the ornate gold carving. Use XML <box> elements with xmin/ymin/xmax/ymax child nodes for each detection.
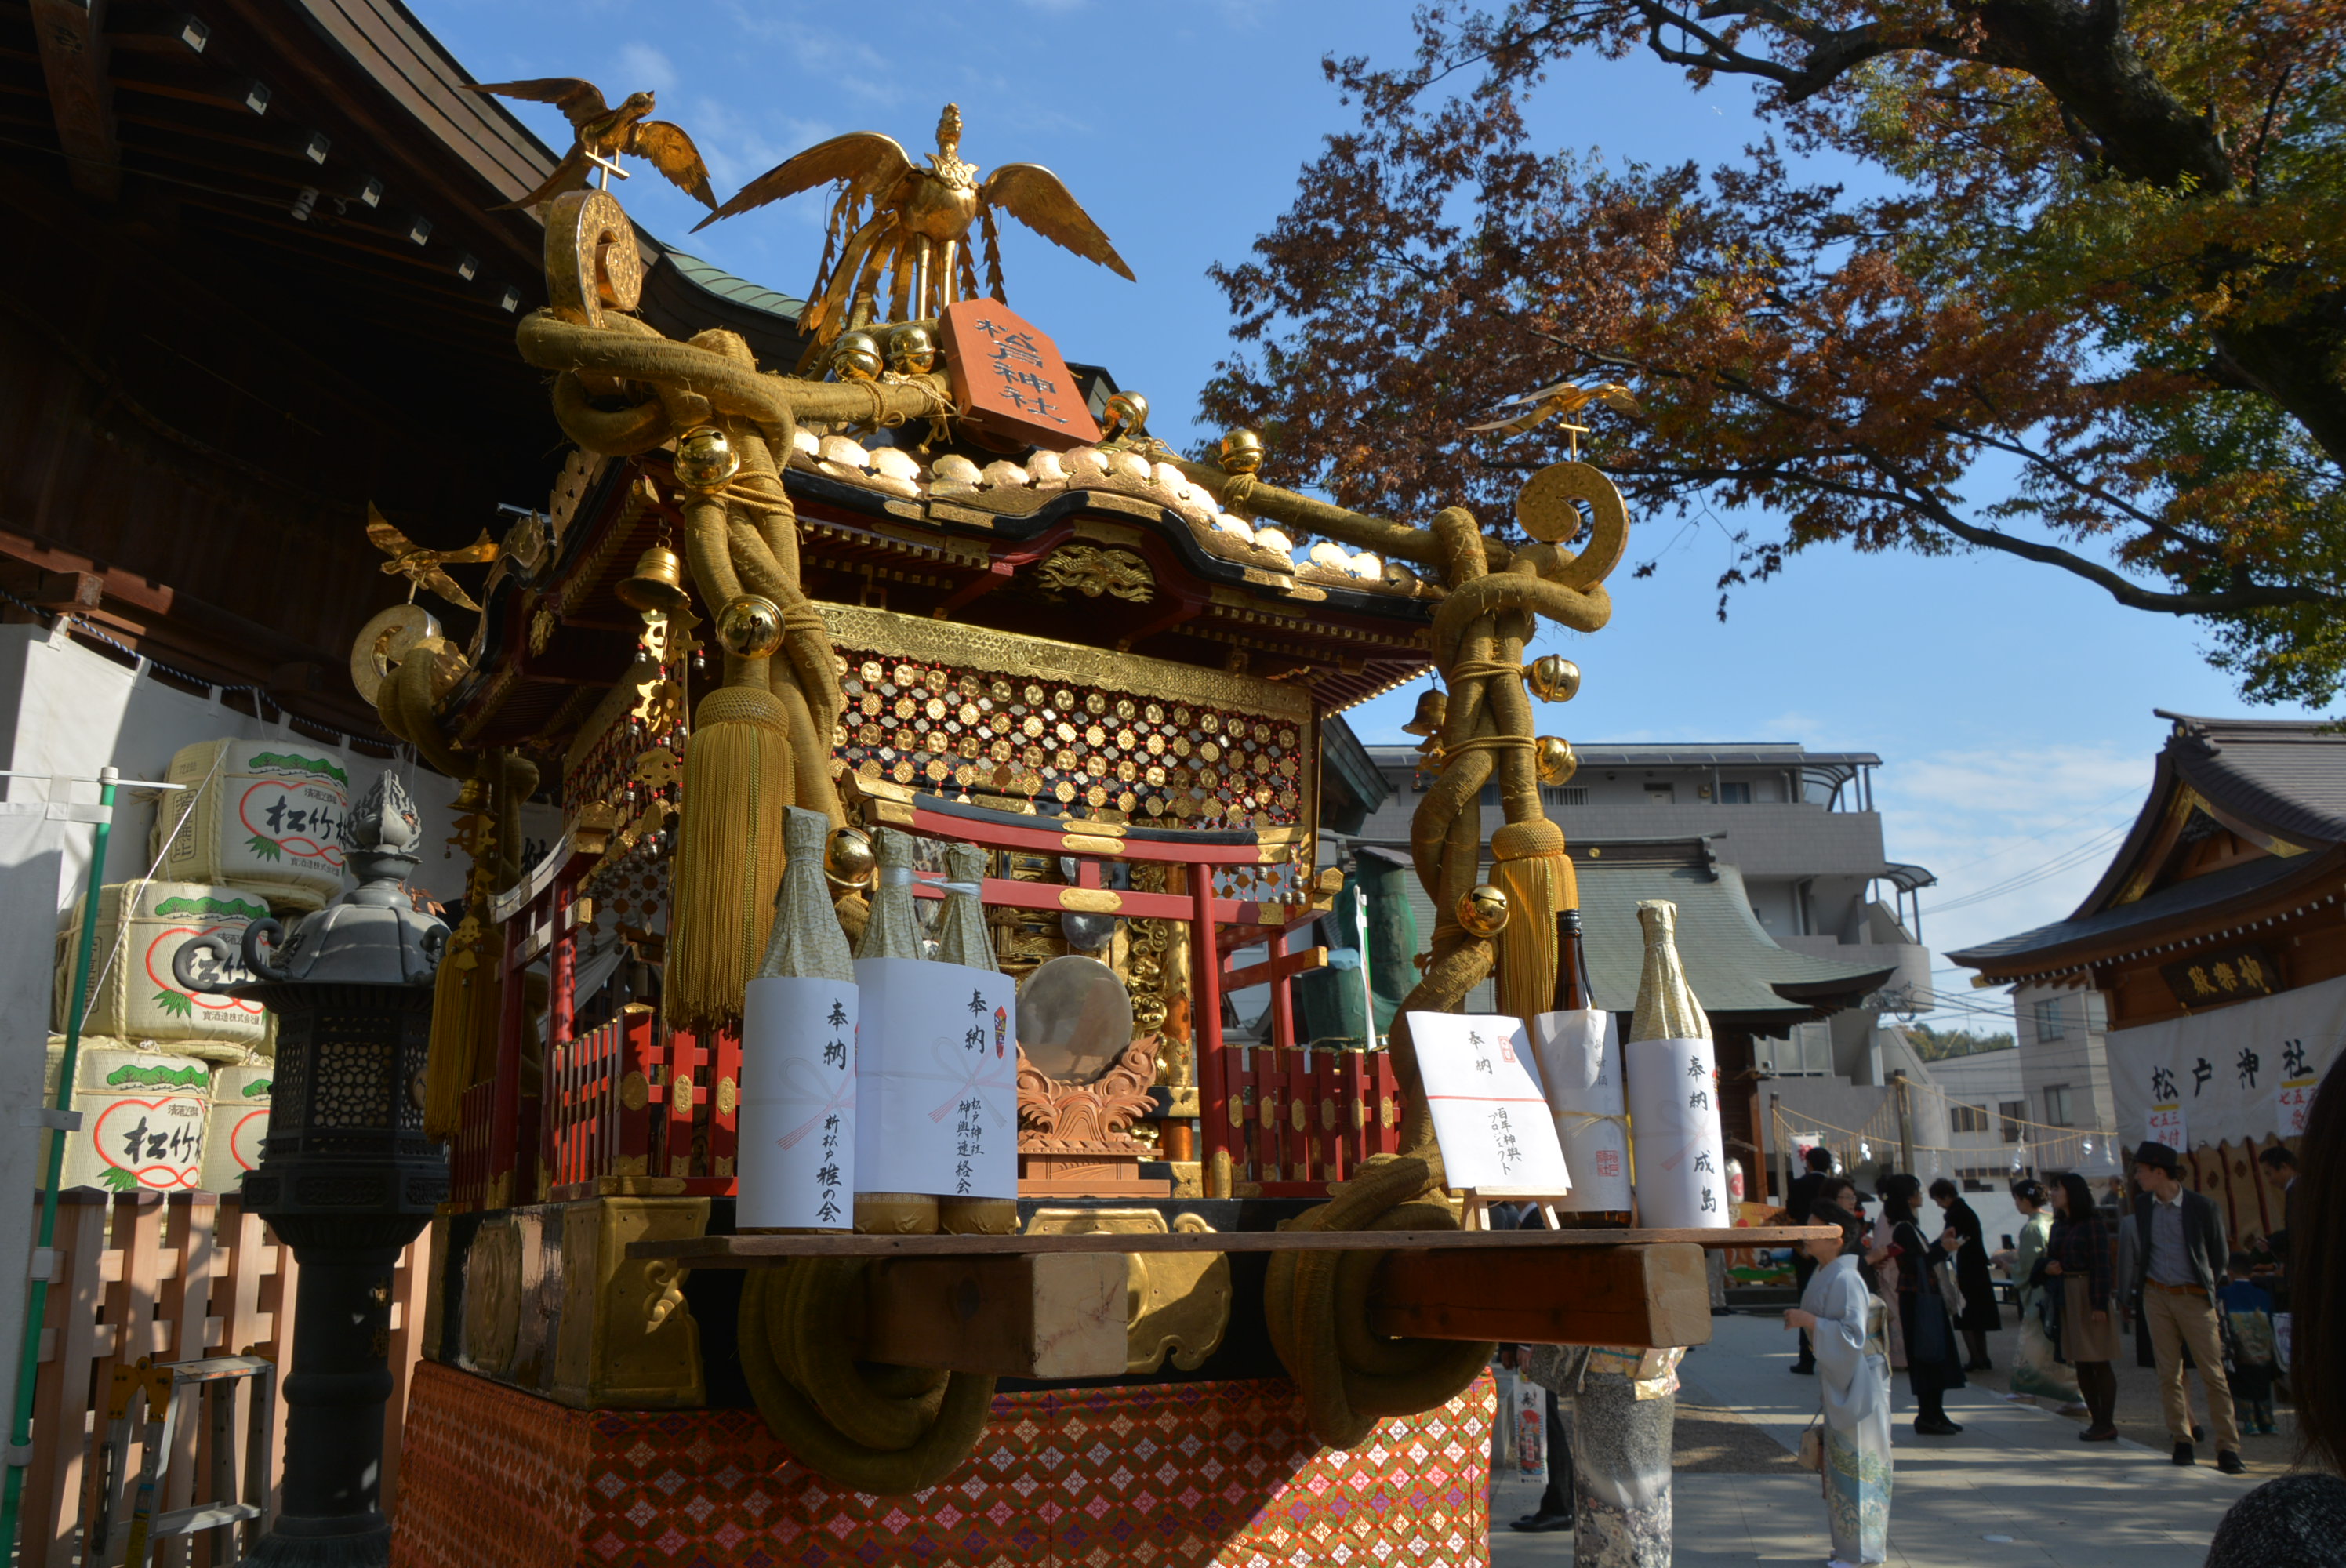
<box><xmin>1058</xmin><ymin>887</ymin><xmax>1122</xmax><ymax>914</ymax></box>
<box><xmin>460</xmin><ymin>1218</ymin><xmax>522</xmax><ymax>1377</ymax></box>
<box><xmin>1024</xmin><ymin>1208</ymin><xmax>1232</xmax><ymax>1374</ymax></box>
<box><xmin>620</xmin><ymin>1071</ymin><xmax>650</xmax><ymax>1112</ymax></box>
<box><xmin>550</xmin><ymin>1196</ymin><xmax>710</xmax><ymax>1410</ymax></box>
<box><xmin>1061</xmin><ymin>833</ymin><xmax>1123</xmax><ymax>855</ymax></box>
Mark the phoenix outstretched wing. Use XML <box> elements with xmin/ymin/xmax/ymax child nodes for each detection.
<box><xmin>469</xmin><ymin>78</ymin><xmax>608</xmax><ymax>132</ymax></box>
<box><xmin>434</xmin><ymin>529</ymin><xmax>502</xmax><ymax>567</ymax></box>
<box><xmin>366</xmin><ymin>503</ymin><xmax>419</xmax><ymax>561</ymax></box>
<box><xmin>628</xmin><ymin>120</ymin><xmax>717</xmax><ymax>210</ymax></box>
<box><xmin>695</xmin><ymin>131</ymin><xmax>913</xmax><ymax>230</ymax></box>
<box><xmin>979</xmin><ymin>163</ymin><xmax>1135</xmax><ymax>281</ymax></box>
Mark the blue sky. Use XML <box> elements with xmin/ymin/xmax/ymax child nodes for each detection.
<box><xmin>410</xmin><ymin>0</ymin><xmax>2322</xmax><ymax>1027</ymax></box>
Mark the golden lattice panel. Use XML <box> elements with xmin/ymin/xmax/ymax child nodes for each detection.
<box><xmin>819</xmin><ymin>604</ymin><xmax>1316</xmax><ymax>828</ymax></box>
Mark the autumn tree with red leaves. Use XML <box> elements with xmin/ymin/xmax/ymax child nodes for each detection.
<box><xmin>1200</xmin><ymin>1</ymin><xmax>2346</xmax><ymax>700</ymax></box>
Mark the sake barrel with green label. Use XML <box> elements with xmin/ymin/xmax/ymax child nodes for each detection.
<box><xmin>43</xmin><ymin>1043</ymin><xmax>210</xmax><ymax>1193</ymax></box>
<box><xmin>199</xmin><ymin>1062</ymin><xmax>271</xmax><ymax>1192</ymax></box>
<box><xmin>53</xmin><ymin>881</ymin><xmax>271</xmax><ymax>1059</ymax></box>
<box><xmin>154</xmin><ymin>739</ymin><xmax>352</xmax><ymax>909</ymax></box>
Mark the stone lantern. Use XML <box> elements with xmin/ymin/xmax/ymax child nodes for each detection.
<box><xmin>176</xmin><ymin>771</ymin><xmax>448</xmax><ymax>1565</ymax></box>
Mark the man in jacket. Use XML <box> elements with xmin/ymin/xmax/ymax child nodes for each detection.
<box><xmin>2259</xmin><ymin>1144</ymin><xmax>2299</xmax><ymax>1308</ymax></box>
<box><xmin>1785</xmin><ymin>1146</ymin><xmax>1835</xmax><ymax>1374</ymax></box>
<box><xmin>2130</xmin><ymin>1141</ymin><xmax>2243</xmax><ymax>1472</ymax></box>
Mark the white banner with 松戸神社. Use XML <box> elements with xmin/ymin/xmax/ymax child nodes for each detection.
<box><xmin>2107</xmin><ymin>969</ymin><xmax>2346</xmax><ymax>1149</ymax></box>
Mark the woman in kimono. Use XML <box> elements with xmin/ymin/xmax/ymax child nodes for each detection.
<box><xmin>1787</xmin><ymin>1200</ymin><xmax>1892</xmax><ymax>1567</ymax></box>
<box><xmin>1882</xmin><ymin>1173</ymin><xmax>1967</xmax><ymax>1433</ymax></box>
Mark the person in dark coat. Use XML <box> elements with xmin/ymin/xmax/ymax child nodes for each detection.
<box><xmin>2261</xmin><ymin>1144</ymin><xmax>2301</xmax><ymax>1310</ymax></box>
<box><xmin>1883</xmin><ymin>1172</ymin><xmax>1968</xmax><ymax>1435</ymax></box>
<box><xmin>1930</xmin><ymin>1178</ymin><xmax>2002</xmax><ymax>1370</ymax></box>
<box><xmin>1786</xmin><ymin>1145</ymin><xmax>1835</xmax><ymax>1374</ymax></box>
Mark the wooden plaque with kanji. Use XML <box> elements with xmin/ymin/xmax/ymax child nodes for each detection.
<box><xmin>942</xmin><ymin>299</ymin><xmax>1102</xmax><ymax>451</ymax></box>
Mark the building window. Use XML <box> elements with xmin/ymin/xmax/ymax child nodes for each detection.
<box><xmin>1718</xmin><ymin>781</ymin><xmax>1752</xmax><ymax>804</ymax></box>
<box><xmin>1998</xmin><ymin>1101</ymin><xmax>2027</xmax><ymax>1142</ymax></box>
<box><xmin>2032</xmin><ymin>998</ymin><xmax>2065</xmax><ymax>1041</ymax></box>
<box><xmin>1646</xmin><ymin>783</ymin><xmax>1675</xmax><ymax>804</ymax></box>
<box><xmin>1949</xmin><ymin>1103</ymin><xmax>1989</xmax><ymax>1134</ymax></box>
<box><xmin>2043</xmin><ymin>1084</ymin><xmax>2075</xmax><ymax>1127</ymax></box>
<box><xmin>1542</xmin><ymin>786</ymin><xmax>1587</xmax><ymax>808</ymax></box>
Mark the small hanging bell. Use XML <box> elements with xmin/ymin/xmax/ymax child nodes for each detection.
<box><xmin>616</xmin><ymin>545</ymin><xmax>689</xmax><ymax>614</ymax></box>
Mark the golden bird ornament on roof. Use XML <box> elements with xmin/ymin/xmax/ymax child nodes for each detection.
<box><xmin>470</xmin><ymin>78</ymin><xmax>716</xmax><ymax>212</ymax></box>
<box><xmin>1465</xmin><ymin>379</ymin><xmax>1644</xmax><ymax>437</ymax></box>
<box><xmin>695</xmin><ymin>103</ymin><xmax>1133</xmax><ymax>346</ymax></box>
<box><xmin>366</xmin><ymin>503</ymin><xmax>499</xmax><ymax>613</ymax></box>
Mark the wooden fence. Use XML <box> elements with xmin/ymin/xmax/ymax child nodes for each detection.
<box><xmin>19</xmin><ymin>1191</ymin><xmax>426</xmax><ymax>1568</ymax></box>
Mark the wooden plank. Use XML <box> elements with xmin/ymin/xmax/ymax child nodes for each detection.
<box><xmin>630</xmin><ymin>1224</ymin><xmax>1836</xmax><ymax>1265</ymax></box>
<box><xmin>1222</xmin><ymin>944</ymin><xmax>1329</xmax><ymax>993</ymax></box>
<box><xmin>858</xmin><ymin>1254</ymin><xmax>1128</xmax><ymax>1379</ymax></box>
<box><xmin>1367</xmin><ymin>1243</ymin><xmax>1712</xmax><ymax>1349</ymax></box>
<box><xmin>29</xmin><ymin>0</ymin><xmax>118</xmax><ymax>199</ymax></box>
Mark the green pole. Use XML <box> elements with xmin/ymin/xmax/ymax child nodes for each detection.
<box><xmin>1</xmin><ymin>767</ymin><xmax>118</xmax><ymax>1550</ymax></box>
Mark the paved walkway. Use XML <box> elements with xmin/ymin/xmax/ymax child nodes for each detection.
<box><xmin>1488</xmin><ymin>1314</ymin><xmax>2262</xmax><ymax>1566</ymax></box>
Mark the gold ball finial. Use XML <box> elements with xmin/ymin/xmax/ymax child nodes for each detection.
<box><xmin>1219</xmin><ymin>428</ymin><xmax>1264</xmax><ymax>476</ymax></box>
<box><xmin>1102</xmin><ymin>390</ymin><xmax>1150</xmax><ymax>441</ymax></box>
<box><xmin>1457</xmin><ymin>884</ymin><xmax>1510</xmax><ymax>940</ymax></box>
<box><xmin>823</xmin><ymin>826</ymin><xmax>877</xmax><ymax>889</ymax></box>
<box><xmin>1535</xmin><ymin>736</ymin><xmax>1578</xmax><ymax>787</ymax></box>
<box><xmin>831</xmin><ymin>332</ymin><xmax>883</xmax><ymax>383</ymax></box>
<box><xmin>714</xmin><ymin>595</ymin><xmax>783</xmax><ymax>659</ymax></box>
<box><xmin>887</xmin><ymin>323</ymin><xmax>936</xmax><ymax>376</ymax></box>
<box><xmin>1527</xmin><ymin>655</ymin><xmax>1582</xmax><ymax>704</ymax></box>
<box><xmin>672</xmin><ymin>426</ymin><xmax>739</xmax><ymax>492</ymax></box>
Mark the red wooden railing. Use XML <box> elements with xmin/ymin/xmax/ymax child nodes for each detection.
<box><xmin>1218</xmin><ymin>1047</ymin><xmax>1404</xmax><ymax>1196</ymax></box>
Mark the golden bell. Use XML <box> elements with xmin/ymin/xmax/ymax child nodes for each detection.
<box><xmin>887</xmin><ymin>323</ymin><xmax>936</xmax><ymax>376</ymax></box>
<box><xmin>1457</xmin><ymin>884</ymin><xmax>1510</xmax><ymax>939</ymax></box>
<box><xmin>1102</xmin><ymin>390</ymin><xmax>1150</xmax><ymax>441</ymax></box>
<box><xmin>824</xmin><ymin>826</ymin><xmax>877</xmax><ymax>889</ymax></box>
<box><xmin>1219</xmin><ymin>428</ymin><xmax>1265</xmax><ymax>476</ymax></box>
<box><xmin>1527</xmin><ymin>655</ymin><xmax>1582</xmax><ymax>704</ymax></box>
<box><xmin>1536</xmin><ymin>735</ymin><xmax>1578</xmax><ymax>786</ymax></box>
<box><xmin>672</xmin><ymin>426</ymin><xmax>740</xmax><ymax>491</ymax></box>
<box><xmin>1401</xmin><ymin>688</ymin><xmax>1447</xmax><ymax>737</ymax></box>
<box><xmin>714</xmin><ymin>594</ymin><xmax>784</xmax><ymax>659</ymax></box>
<box><xmin>616</xmin><ymin>545</ymin><xmax>690</xmax><ymax>614</ymax></box>
<box><xmin>832</xmin><ymin>332</ymin><xmax>884</xmax><ymax>383</ymax></box>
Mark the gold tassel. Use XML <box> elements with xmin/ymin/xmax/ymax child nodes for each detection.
<box><xmin>1490</xmin><ymin>817</ymin><xmax>1577</xmax><ymax>1025</ymax></box>
<box><xmin>665</xmin><ymin>683</ymin><xmax>794</xmax><ymax>1033</ymax></box>
<box><xmin>423</xmin><ymin>927</ymin><xmax>499</xmax><ymax>1140</ymax></box>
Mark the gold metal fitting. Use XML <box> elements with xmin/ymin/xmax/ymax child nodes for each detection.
<box><xmin>887</xmin><ymin>323</ymin><xmax>936</xmax><ymax>376</ymax></box>
<box><xmin>824</xmin><ymin>826</ymin><xmax>877</xmax><ymax>890</ymax></box>
<box><xmin>1400</xmin><ymin>688</ymin><xmax>1447</xmax><ymax>737</ymax></box>
<box><xmin>1535</xmin><ymin>735</ymin><xmax>1578</xmax><ymax>786</ymax></box>
<box><xmin>615</xmin><ymin>545</ymin><xmax>690</xmax><ymax>614</ymax></box>
<box><xmin>1456</xmin><ymin>884</ymin><xmax>1510</xmax><ymax>939</ymax></box>
<box><xmin>671</xmin><ymin>426</ymin><xmax>740</xmax><ymax>491</ymax></box>
<box><xmin>1102</xmin><ymin>390</ymin><xmax>1150</xmax><ymax>441</ymax></box>
<box><xmin>1218</xmin><ymin>428</ymin><xmax>1264</xmax><ymax>476</ymax></box>
<box><xmin>1527</xmin><ymin>655</ymin><xmax>1582</xmax><ymax>704</ymax></box>
<box><xmin>714</xmin><ymin>594</ymin><xmax>783</xmax><ymax>659</ymax></box>
<box><xmin>832</xmin><ymin>332</ymin><xmax>884</xmax><ymax>383</ymax></box>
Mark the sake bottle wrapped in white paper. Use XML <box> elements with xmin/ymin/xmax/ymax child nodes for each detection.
<box><xmin>852</xmin><ymin>829</ymin><xmax>1016</xmax><ymax>1229</ymax></box>
<box><xmin>43</xmin><ymin>1041</ymin><xmax>209</xmax><ymax>1193</ymax></box>
<box><xmin>737</xmin><ymin>808</ymin><xmax>858</xmax><ymax>1231</ymax></box>
<box><xmin>154</xmin><ymin>739</ymin><xmax>353</xmax><ymax>909</ymax></box>
<box><xmin>53</xmin><ymin>881</ymin><xmax>271</xmax><ymax>1060</ymax></box>
<box><xmin>1533</xmin><ymin>1007</ymin><xmax>1632</xmax><ymax>1213</ymax></box>
<box><xmin>1622</xmin><ymin>899</ymin><xmax>1731</xmax><ymax>1228</ymax></box>
<box><xmin>198</xmin><ymin>1062</ymin><xmax>272</xmax><ymax>1192</ymax></box>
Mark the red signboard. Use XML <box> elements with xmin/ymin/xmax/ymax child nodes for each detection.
<box><xmin>941</xmin><ymin>299</ymin><xmax>1102</xmax><ymax>451</ymax></box>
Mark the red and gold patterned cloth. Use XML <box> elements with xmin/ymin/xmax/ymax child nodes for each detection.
<box><xmin>390</xmin><ymin>1360</ymin><xmax>1493</xmax><ymax>1566</ymax></box>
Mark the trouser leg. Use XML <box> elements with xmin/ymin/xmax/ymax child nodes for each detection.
<box><xmin>1965</xmin><ymin>1328</ymin><xmax>1990</xmax><ymax>1367</ymax></box>
<box><xmin>1538</xmin><ymin>1388</ymin><xmax>1572</xmax><ymax>1515</ymax></box>
<box><xmin>1792</xmin><ymin>1254</ymin><xmax>1817</xmax><ymax>1367</ymax></box>
<box><xmin>2171</xmin><ymin>1296</ymin><xmax>2240</xmax><ymax>1451</ymax></box>
<box><xmin>2144</xmin><ymin>1290</ymin><xmax>2192</xmax><ymax>1443</ymax></box>
<box><xmin>2078</xmin><ymin>1362</ymin><xmax>2115</xmax><ymax>1430</ymax></box>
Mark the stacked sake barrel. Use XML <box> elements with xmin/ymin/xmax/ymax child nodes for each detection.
<box><xmin>45</xmin><ymin>739</ymin><xmax>354</xmax><ymax>1192</ymax></box>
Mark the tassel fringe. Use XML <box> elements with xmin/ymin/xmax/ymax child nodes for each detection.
<box><xmin>666</xmin><ymin>683</ymin><xmax>794</xmax><ymax>1034</ymax></box>
<box><xmin>1490</xmin><ymin>817</ymin><xmax>1577</xmax><ymax>1026</ymax></box>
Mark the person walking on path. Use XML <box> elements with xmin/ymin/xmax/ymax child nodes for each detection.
<box><xmin>2218</xmin><ymin>1253</ymin><xmax>2281</xmax><ymax>1436</ymax></box>
<box><xmin>2129</xmin><ymin>1139</ymin><xmax>2244</xmax><ymax>1473</ymax></box>
<box><xmin>1881</xmin><ymin>1173</ymin><xmax>1967</xmax><ymax>1435</ymax></box>
<box><xmin>1788</xmin><ymin>1145</ymin><xmax>1835</xmax><ymax>1375</ymax></box>
<box><xmin>1785</xmin><ymin>1200</ymin><xmax>1891</xmax><ymax>1567</ymax></box>
<box><xmin>2009</xmin><ymin>1178</ymin><xmax>2083</xmax><ymax>1408</ymax></box>
<box><xmin>1930</xmin><ymin>1178</ymin><xmax>2003</xmax><ymax>1370</ymax></box>
<box><xmin>2206</xmin><ymin>1059</ymin><xmax>2346</xmax><ymax>1566</ymax></box>
<box><xmin>2039</xmin><ymin>1171</ymin><xmax>2121</xmax><ymax>1440</ymax></box>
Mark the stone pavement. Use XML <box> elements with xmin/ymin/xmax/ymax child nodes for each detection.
<box><xmin>1488</xmin><ymin>1313</ymin><xmax>2268</xmax><ymax>1567</ymax></box>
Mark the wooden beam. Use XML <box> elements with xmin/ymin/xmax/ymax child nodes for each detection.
<box><xmin>1222</xmin><ymin>946</ymin><xmax>1329</xmax><ymax>992</ymax></box>
<box><xmin>29</xmin><ymin>0</ymin><xmax>118</xmax><ymax>198</ymax></box>
<box><xmin>632</xmin><ymin>1224</ymin><xmax>1836</xmax><ymax>1265</ymax></box>
<box><xmin>854</xmin><ymin>1254</ymin><xmax>1129</xmax><ymax>1379</ymax></box>
<box><xmin>1367</xmin><ymin>1243</ymin><xmax>1713</xmax><ymax>1349</ymax></box>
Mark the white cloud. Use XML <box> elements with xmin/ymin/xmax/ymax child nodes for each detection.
<box><xmin>613</xmin><ymin>40</ymin><xmax>678</xmax><ymax>93</ymax></box>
